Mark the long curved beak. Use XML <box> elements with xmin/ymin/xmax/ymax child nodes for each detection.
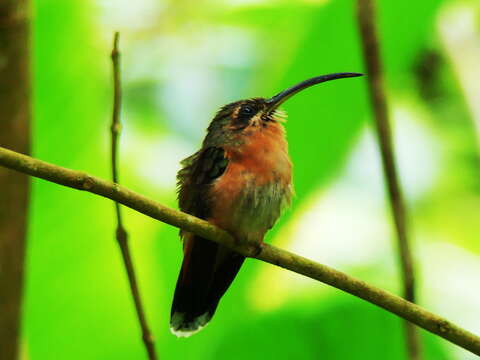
<box><xmin>265</xmin><ymin>72</ymin><xmax>363</xmax><ymax>111</ymax></box>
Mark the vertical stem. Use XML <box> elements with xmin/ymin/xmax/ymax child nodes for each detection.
<box><xmin>356</xmin><ymin>1</ymin><xmax>421</xmax><ymax>359</ymax></box>
<box><xmin>110</xmin><ymin>32</ymin><xmax>158</xmax><ymax>360</ymax></box>
<box><xmin>0</xmin><ymin>2</ymin><xmax>31</xmax><ymax>359</ymax></box>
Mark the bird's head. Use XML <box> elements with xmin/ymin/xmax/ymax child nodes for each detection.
<box><xmin>203</xmin><ymin>72</ymin><xmax>363</xmax><ymax>146</ymax></box>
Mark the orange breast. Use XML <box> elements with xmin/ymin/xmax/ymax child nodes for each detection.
<box><xmin>208</xmin><ymin>122</ymin><xmax>292</xmax><ymax>240</ymax></box>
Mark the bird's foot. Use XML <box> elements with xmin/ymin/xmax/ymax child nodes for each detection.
<box><xmin>246</xmin><ymin>241</ymin><xmax>264</xmax><ymax>257</ymax></box>
<box><xmin>231</xmin><ymin>236</ymin><xmax>264</xmax><ymax>257</ymax></box>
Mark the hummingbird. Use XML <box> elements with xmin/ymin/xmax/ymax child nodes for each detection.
<box><xmin>170</xmin><ymin>72</ymin><xmax>362</xmax><ymax>337</ymax></box>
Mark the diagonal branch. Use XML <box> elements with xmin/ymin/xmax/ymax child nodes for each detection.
<box><xmin>0</xmin><ymin>146</ymin><xmax>479</xmax><ymax>356</ymax></box>
<box><xmin>109</xmin><ymin>33</ymin><xmax>158</xmax><ymax>360</ymax></box>
<box><xmin>356</xmin><ymin>0</ymin><xmax>421</xmax><ymax>359</ymax></box>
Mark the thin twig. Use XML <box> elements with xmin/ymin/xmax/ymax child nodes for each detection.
<box><xmin>356</xmin><ymin>1</ymin><xmax>421</xmax><ymax>359</ymax></box>
<box><xmin>0</xmin><ymin>146</ymin><xmax>479</xmax><ymax>356</ymax></box>
<box><xmin>110</xmin><ymin>32</ymin><xmax>157</xmax><ymax>360</ymax></box>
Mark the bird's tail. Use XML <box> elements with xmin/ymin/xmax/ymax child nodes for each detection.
<box><xmin>170</xmin><ymin>235</ymin><xmax>244</xmax><ymax>337</ymax></box>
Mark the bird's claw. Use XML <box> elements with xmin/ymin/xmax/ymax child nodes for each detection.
<box><xmin>248</xmin><ymin>242</ymin><xmax>264</xmax><ymax>257</ymax></box>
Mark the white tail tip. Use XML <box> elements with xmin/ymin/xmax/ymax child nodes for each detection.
<box><xmin>170</xmin><ymin>312</ymin><xmax>211</xmax><ymax>338</ymax></box>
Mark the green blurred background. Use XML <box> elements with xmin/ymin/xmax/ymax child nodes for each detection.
<box><xmin>24</xmin><ymin>0</ymin><xmax>480</xmax><ymax>358</ymax></box>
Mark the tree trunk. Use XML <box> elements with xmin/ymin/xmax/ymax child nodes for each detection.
<box><xmin>0</xmin><ymin>1</ymin><xmax>31</xmax><ymax>359</ymax></box>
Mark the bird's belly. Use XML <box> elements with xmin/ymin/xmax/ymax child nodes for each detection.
<box><xmin>209</xmin><ymin>163</ymin><xmax>292</xmax><ymax>242</ymax></box>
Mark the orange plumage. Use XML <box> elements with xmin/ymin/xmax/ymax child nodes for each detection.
<box><xmin>210</xmin><ymin>120</ymin><xmax>292</xmax><ymax>242</ymax></box>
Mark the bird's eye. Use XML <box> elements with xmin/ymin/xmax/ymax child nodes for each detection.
<box><xmin>240</xmin><ymin>105</ymin><xmax>254</xmax><ymax>116</ymax></box>
<box><xmin>234</xmin><ymin>103</ymin><xmax>258</xmax><ymax>128</ymax></box>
